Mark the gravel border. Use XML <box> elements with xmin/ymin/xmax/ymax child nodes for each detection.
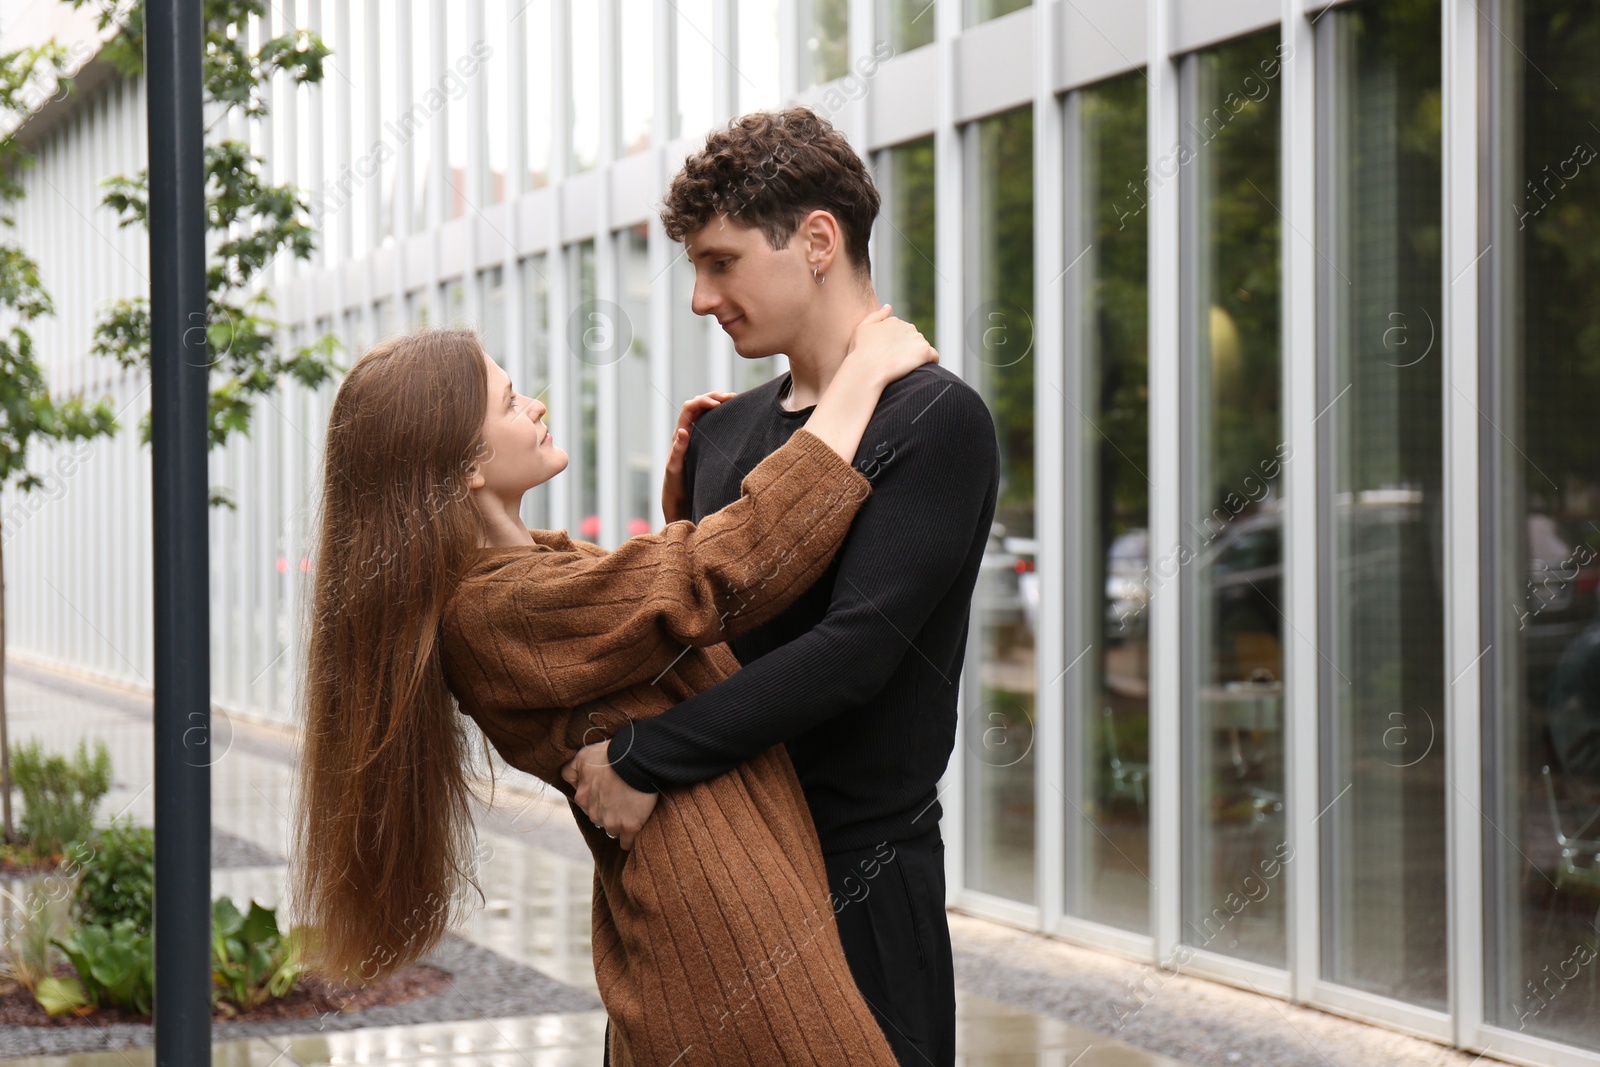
<box><xmin>0</xmin><ymin>931</ymin><xmax>601</xmax><ymax>1058</ymax></box>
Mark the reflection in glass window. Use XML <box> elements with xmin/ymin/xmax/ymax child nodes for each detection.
<box><xmin>965</xmin><ymin>0</ymin><xmax>1029</xmax><ymax>28</ymax></box>
<box><xmin>522</xmin><ymin>0</ymin><xmax>553</xmax><ymax>188</ymax></box>
<box><xmin>1181</xmin><ymin>28</ymin><xmax>1286</xmax><ymax>968</ymax></box>
<box><xmin>341</xmin><ymin>308</ymin><xmax>367</xmax><ymax>362</ymax></box>
<box><xmin>675</xmin><ymin>0</ymin><xmax>715</xmax><ymax>141</ymax></box>
<box><xmin>735</xmin><ymin>352</ymin><xmax>785</xmax><ymax>391</ymax></box>
<box><xmin>618</xmin><ymin>225</ymin><xmax>657</xmax><ymax>535</ymax></box>
<box><xmin>964</xmin><ymin>104</ymin><xmax>1036</xmax><ymax>904</ymax></box>
<box><xmin>570</xmin><ymin>0</ymin><xmax>600</xmax><ymax>172</ymax></box>
<box><xmin>875</xmin><ymin>137</ymin><xmax>937</xmax><ymax>343</ymax></box>
<box><xmin>480</xmin><ymin>266</ymin><xmax>506</xmax><ymax>362</ymax></box>
<box><xmin>1488</xmin><ymin>0</ymin><xmax>1600</xmax><ymax>1047</ymax></box>
<box><xmin>570</xmin><ymin>241</ymin><xmax>600</xmax><ymax>540</ymax></box>
<box><xmin>1075</xmin><ymin>72</ymin><xmax>1150</xmax><ymax>935</ymax></box>
<box><xmin>799</xmin><ymin>0</ymin><xmax>848</xmax><ymax>88</ymax></box>
<box><xmin>522</xmin><ymin>255</ymin><xmax>551</xmax><ymax>530</ymax></box>
<box><xmin>879</xmin><ymin>0</ymin><xmax>936</xmax><ymax>53</ymax></box>
<box><xmin>441</xmin><ymin>278</ymin><xmax>467</xmax><ymax>328</ymax></box>
<box><xmin>618</xmin><ymin>0</ymin><xmax>654</xmax><ymax>156</ymax></box>
<box><xmin>1321</xmin><ymin>0</ymin><xmax>1446</xmax><ymax>1009</ymax></box>
<box><xmin>737</xmin><ymin>0</ymin><xmax>782</xmax><ymax>113</ymax></box>
<box><xmin>672</xmin><ymin>249</ymin><xmax>713</xmax><ymax>406</ymax></box>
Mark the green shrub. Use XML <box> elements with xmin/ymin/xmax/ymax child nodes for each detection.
<box><xmin>9</xmin><ymin>739</ymin><xmax>112</xmax><ymax>858</ymax></box>
<box><xmin>211</xmin><ymin>897</ymin><xmax>304</xmax><ymax>1012</ymax></box>
<box><xmin>51</xmin><ymin>919</ymin><xmax>153</xmax><ymax>1016</ymax></box>
<box><xmin>72</xmin><ymin>821</ymin><xmax>153</xmax><ymax>935</ymax></box>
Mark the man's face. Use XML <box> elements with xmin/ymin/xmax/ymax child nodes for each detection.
<box><xmin>683</xmin><ymin>215</ymin><xmax>812</xmax><ymax>359</ymax></box>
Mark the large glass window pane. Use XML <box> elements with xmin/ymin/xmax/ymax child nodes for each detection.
<box><xmin>618</xmin><ymin>225</ymin><xmax>656</xmax><ymax>535</ymax></box>
<box><xmin>1320</xmin><ymin>0</ymin><xmax>1446</xmax><ymax>1009</ymax></box>
<box><xmin>411</xmin><ymin>0</ymin><xmax>432</xmax><ymax>231</ymax></box>
<box><xmin>874</xmin><ymin>137</ymin><xmax>937</xmax><ymax>343</ymax></box>
<box><xmin>483</xmin><ymin>0</ymin><xmax>508</xmax><ymax>203</ymax></box>
<box><xmin>1487</xmin><ymin>0</ymin><xmax>1600</xmax><ymax>1046</ymax></box>
<box><xmin>618</xmin><ymin>0</ymin><xmax>654</xmax><ymax>155</ymax></box>
<box><xmin>964</xmin><ymin>104</ymin><xmax>1036</xmax><ymax>904</ymax></box>
<box><xmin>1181</xmin><ymin>28</ymin><xmax>1286</xmax><ymax>967</ymax></box>
<box><xmin>1075</xmin><ymin>72</ymin><xmax>1150</xmax><ymax>934</ymax></box>
<box><xmin>570</xmin><ymin>0</ymin><xmax>600</xmax><ymax>173</ymax></box>
<box><xmin>965</xmin><ymin>0</ymin><xmax>1029</xmax><ymax>29</ymax></box>
<box><xmin>675</xmin><ymin>0</ymin><xmax>715</xmax><ymax>141</ymax></box>
<box><xmin>569</xmin><ymin>241</ymin><xmax>601</xmax><ymax>539</ymax></box>
<box><xmin>377</xmin><ymin>1</ymin><xmax>401</xmax><ymax>241</ymax></box>
<box><xmin>799</xmin><ymin>0</ymin><xmax>848</xmax><ymax>88</ymax></box>
<box><xmin>522</xmin><ymin>255</ymin><xmax>551</xmax><ymax>530</ymax></box>
<box><xmin>445</xmin><ymin>0</ymin><xmax>472</xmax><ymax>216</ymax></box>
<box><xmin>737</xmin><ymin>0</ymin><xmax>781</xmax><ymax>112</ymax></box>
<box><xmin>672</xmin><ymin>251</ymin><xmax>713</xmax><ymax>404</ymax></box>
<box><xmin>879</xmin><ymin>0</ymin><xmax>936</xmax><ymax>53</ymax></box>
<box><xmin>522</xmin><ymin>0</ymin><xmax>553</xmax><ymax>188</ymax></box>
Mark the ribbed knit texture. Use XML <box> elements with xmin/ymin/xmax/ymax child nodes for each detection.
<box><xmin>609</xmin><ymin>365</ymin><xmax>1000</xmax><ymax>854</ymax></box>
<box><xmin>439</xmin><ymin>427</ymin><xmax>900</xmax><ymax>1066</ymax></box>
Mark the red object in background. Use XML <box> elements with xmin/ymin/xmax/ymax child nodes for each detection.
<box><xmin>275</xmin><ymin>557</ymin><xmax>288</xmax><ymax>574</ymax></box>
<box><xmin>580</xmin><ymin>514</ymin><xmax>602</xmax><ymax>539</ymax></box>
<box><xmin>629</xmin><ymin>517</ymin><xmax>651</xmax><ymax>536</ymax></box>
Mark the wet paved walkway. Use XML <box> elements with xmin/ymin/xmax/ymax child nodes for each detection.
<box><xmin>0</xmin><ymin>662</ymin><xmax>1481</xmax><ymax>1067</ymax></box>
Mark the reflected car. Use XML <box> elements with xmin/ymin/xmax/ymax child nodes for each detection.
<box><xmin>1105</xmin><ymin>528</ymin><xmax>1150</xmax><ymax>641</ymax></box>
<box><xmin>978</xmin><ymin>525</ymin><xmax>1038</xmax><ymax>643</ymax></box>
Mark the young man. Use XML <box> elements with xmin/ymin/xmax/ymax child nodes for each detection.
<box><xmin>564</xmin><ymin>107</ymin><xmax>998</xmax><ymax>1067</ymax></box>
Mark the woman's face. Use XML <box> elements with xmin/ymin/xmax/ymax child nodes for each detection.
<box><xmin>472</xmin><ymin>352</ymin><xmax>567</xmax><ymax>497</ymax></box>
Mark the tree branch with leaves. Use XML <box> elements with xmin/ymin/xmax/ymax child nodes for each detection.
<box><xmin>72</xmin><ymin>0</ymin><xmax>342</xmax><ymax>507</ymax></box>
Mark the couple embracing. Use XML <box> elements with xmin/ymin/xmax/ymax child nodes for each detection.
<box><xmin>290</xmin><ymin>106</ymin><xmax>999</xmax><ymax>1067</ymax></box>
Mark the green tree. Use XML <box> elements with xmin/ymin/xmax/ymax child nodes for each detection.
<box><xmin>0</xmin><ymin>42</ymin><xmax>118</xmax><ymax>842</ymax></box>
<box><xmin>71</xmin><ymin>0</ymin><xmax>341</xmax><ymax>508</ymax></box>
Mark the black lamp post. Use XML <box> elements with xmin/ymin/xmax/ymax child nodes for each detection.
<box><xmin>145</xmin><ymin>0</ymin><xmax>212</xmax><ymax>1062</ymax></box>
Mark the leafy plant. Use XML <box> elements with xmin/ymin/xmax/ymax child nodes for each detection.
<box><xmin>51</xmin><ymin>918</ymin><xmax>153</xmax><ymax>1016</ymax></box>
<box><xmin>71</xmin><ymin>821</ymin><xmax>153</xmax><ymax>935</ymax></box>
<box><xmin>210</xmin><ymin>896</ymin><xmax>304</xmax><ymax>1013</ymax></box>
<box><xmin>9</xmin><ymin>739</ymin><xmax>111</xmax><ymax>860</ymax></box>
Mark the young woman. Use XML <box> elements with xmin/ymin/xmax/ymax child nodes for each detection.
<box><xmin>290</xmin><ymin>311</ymin><xmax>934</xmax><ymax>1066</ymax></box>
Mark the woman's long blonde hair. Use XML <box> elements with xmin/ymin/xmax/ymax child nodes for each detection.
<box><xmin>289</xmin><ymin>328</ymin><xmax>497</xmax><ymax>984</ymax></box>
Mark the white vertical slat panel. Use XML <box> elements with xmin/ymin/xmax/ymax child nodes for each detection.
<box><xmin>1033</xmin><ymin>0</ymin><xmax>1068</xmax><ymax>931</ymax></box>
<box><xmin>596</xmin><ymin>0</ymin><xmax>621</xmax><ymax>548</ymax></box>
<box><xmin>1147</xmin><ymin>0</ymin><xmax>1183</xmax><ymax>962</ymax></box>
<box><xmin>1445</xmin><ymin>0</ymin><xmax>1484</xmax><ymax>1050</ymax></box>
<box><xmin>1282</xmin><ymin>0</ymin><xmax>1320</xmax><ymax>1005</ymax></box>
<box><xmin>934</xmin><ymin>0</ymin><xmax>966</xmax><ymax>902</ymax></box>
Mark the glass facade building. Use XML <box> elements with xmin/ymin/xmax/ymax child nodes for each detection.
<box><xmin>7</xmin><ymin>1</ymin><xmax>1600</xmax><ymax>1062</ymax></box>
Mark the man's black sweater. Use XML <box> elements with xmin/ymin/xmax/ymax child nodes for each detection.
<box><xmin>608</xmin><ymin>364</ymin><xmax>1000</xmax><ymax>853</ymax></box>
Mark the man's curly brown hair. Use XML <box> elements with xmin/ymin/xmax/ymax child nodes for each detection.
<box><xmin>660</xmin><ymin>107</ymin><xmax>881</xmax><ymax>277</ymax></box>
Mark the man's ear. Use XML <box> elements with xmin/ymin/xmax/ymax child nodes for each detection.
<box><xmin>798</xmin><ymin>209</ymin><xmax>843</xmax><ymax>275</ymax></box>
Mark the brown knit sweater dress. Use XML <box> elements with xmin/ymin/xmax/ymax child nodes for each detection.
<box><xmin>439</xmin><ymin>428</ymin><xmax>900</xmax><ymax>1067</ymax></box>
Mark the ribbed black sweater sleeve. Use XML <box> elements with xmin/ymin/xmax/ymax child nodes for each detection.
<box><xmin>608</xmin><ymin>369</ymin><xmax>999</xmax><ymax>816</ymax></box>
